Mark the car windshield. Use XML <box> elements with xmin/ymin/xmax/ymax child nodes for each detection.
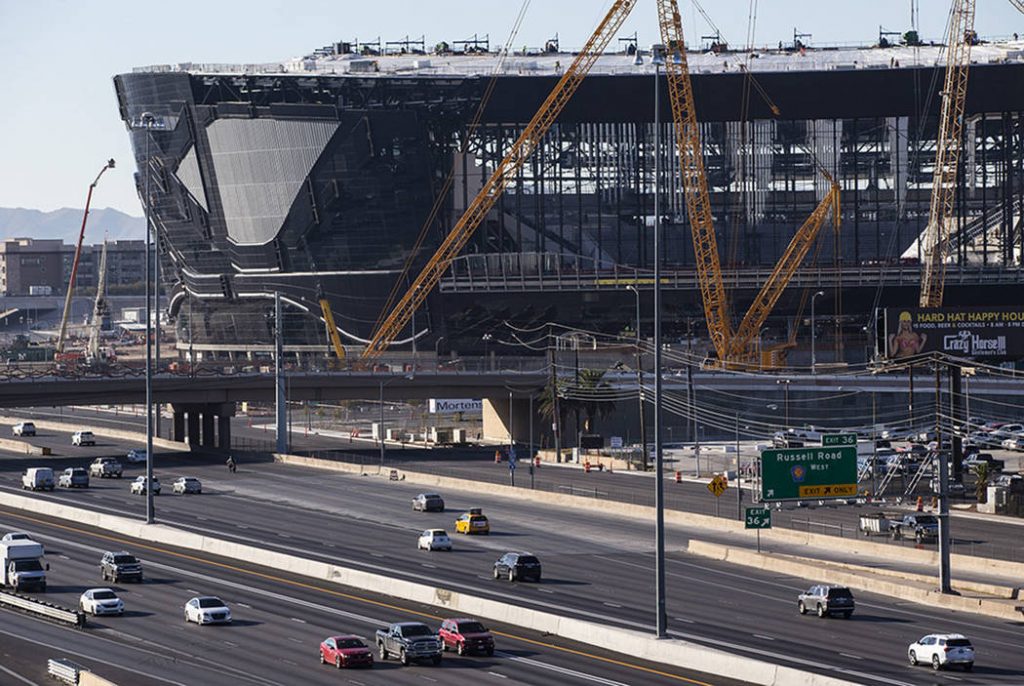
<box><xmin>946</xmin><ymin>638</ymin><xmax>972</xmax><ymax>647</ymax></box>
<box><xmin>915</xmin><ymin>516</ymin><xmax>938</xmax><ymax>525</ymax></box>
<box><xmin>93</xmin><ymin>591</ymin><xmax>117</xmax><ymax>600</ymax></box>
<box><xmin>457</xmin><ymin>622</ymin><xmax>487</xmax><ymax>633</ymax></box>
<box><xmin>336</xmin><ymin>638</ymin><xmax>364</xmax><ymax>649</ymax></box>
<box><xmin>425</xmin><ymin>494</ymin><xmax>440</xmax><ymax>500</ymax></box>
<box><xmin>518</xmin><ymin>556</ymin><xmax>540</xmax><ymax>565</ymax></box>
<box><xmin>72</xmin><ymin>469</ymin><xmax>86</xmax><ymax>476</ymax></box>
<box><xmin>6</xmin><ymin>533</ymin><xmax>29</xmax><ymax>540</ymax></box>
<box><xmin>197</xmin><ymin>598</ymin><xmax>224</xmax><ymax>608</ymax></box>
<box><xmin>401</xmin><ymin>625</ymin><xmax>432</xmax><ymax>637</ymax></box>
<box><xmin>826</xmin><ymin>588</ymin><xmax>853</xmax><ymax>599</ymax></box>
<box><xmin>12</xmin><ymin>560</ymin><xmax>42</xmax><ymax>572</ymax></box>
<box><xmin>113</xmin><ymin>555</ymin><xmax>137</xmax><ymax>565</ymax></box>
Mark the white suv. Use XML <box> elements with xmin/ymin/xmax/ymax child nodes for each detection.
<box><xmin>72</xmin><ymin>431</ymin><xmax>96</xmax><ymax>446</ymax></box>
<box><xmin>908</xmin><ymin>633</ymin><xmax>974</xmax><ymax>671</ymax></box>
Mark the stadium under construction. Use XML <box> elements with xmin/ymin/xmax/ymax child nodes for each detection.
<box><xmin>114</xmin><ymin>23</ymin><xmax>1024</xmax><ymax>366</ymax></box>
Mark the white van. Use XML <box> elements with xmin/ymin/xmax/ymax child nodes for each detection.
<box><xmin>21</xmin><ymin>467</ymin><xmax>55</xmax><ymax>491</ymax></box>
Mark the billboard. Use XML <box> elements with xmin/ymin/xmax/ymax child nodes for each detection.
<box><xmin>428</xmin><ymin>399</ymin><xmax>482</xmax><ymax>414</ymax></box>
<box><xmin>881</xmin><ymin>307</ymin><xmax>1024</xmax><ymax>360</ymax></box>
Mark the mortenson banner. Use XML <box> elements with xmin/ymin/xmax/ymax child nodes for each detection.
<box><xmin>881</xmin><ymin>307</ymin><xmax>1024</xmax><ymax>360</ymax></box>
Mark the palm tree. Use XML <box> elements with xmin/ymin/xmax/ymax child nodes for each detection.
<box><xmin>576</xmin><ymin>369</ymin><xmax>615</xmax><ymax>434</ymax></box>
<box><xmin>974</xmin><ymin>462</ymin><xmax>990</xmax><ymax>504</ymax></box>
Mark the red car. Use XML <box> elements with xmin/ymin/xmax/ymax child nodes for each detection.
<box><xmin>319</xmin><ymin>635</ymin><xmax>373</xmax><ymax>669</ymax></box>
<box><xmin>439</xmin><ymin>618</ymin><xmax>495</xmax><ymax>656</ymax></box>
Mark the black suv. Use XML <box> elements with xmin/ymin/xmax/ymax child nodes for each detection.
<box><xmin>101</xmin><ymin>551</ymin><xmax>144</xmax><ymax>583</ymax></box>
<box><xmin>493</xmin><ymin>552</ymin><xmax>542</xmax><ymax>582</ymax></box>
<box><xmin>797</xmin><ymin>585</ymin><xmax>855</xmax><ymax>618</ymax></box>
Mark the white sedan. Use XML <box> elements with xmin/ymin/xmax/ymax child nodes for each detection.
<box><xmin>129</xmin><ymin>476</ymin><xmax>160</xmax><ymax>495</ymax></box>
<box><xmin>79</xmin><ymin>588</ymin><xmax>124</xmax><ymax>616</ymax></box>
<box><xmin>417</xmin><ymin>529</ymin><xmax>453</xmax><ymax>551</ymax></box>
<box><xmin>184</xmin><ymin>596</ymin><xmax>232</xmax><ymax>625</ymax></box>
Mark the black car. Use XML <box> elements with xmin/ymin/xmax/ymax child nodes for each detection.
<box><xmin>101</xmin><ymin>551</ymin><xmax>144</xmax><ymax>583</ymax></box>
<box><xmin>493</xmin><ymin>552</ymin><xmax>541</xmax><ymax>582</ymax></box>
<box><xmin>797</xmin><ymin>585</ymin><xmax>855</xmax><ymax>618</ymax></box>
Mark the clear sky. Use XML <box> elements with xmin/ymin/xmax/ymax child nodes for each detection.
<box><xmin>1</xmin><ymin>1</ymin><xmax>1020</xmax><ymax>216</ymax></box>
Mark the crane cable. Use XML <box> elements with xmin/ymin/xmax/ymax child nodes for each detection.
<box><xmin>368</xmin><ymin>0</ymin><xmax>532</xmax><ymax>339</ymax></box>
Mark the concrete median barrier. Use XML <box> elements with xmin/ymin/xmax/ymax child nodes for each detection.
<box><xmin>0</xmin><ymin>437</ymin><xmax>51</xmax><ymax>455</ymax></box>
<box><xmin>274</xmin><ymin>453</ymin><xmax>1024</xmax><ymax>583</ymax></box>
<box><xmin>687</xmin><ymin>540</ymin><xmax>1023</xmax><ymax>622</ymax></box>
<box><xmin>0</xmin><ymin>490</ymin><xmax>857</xmax><ymax>686</ymax></box>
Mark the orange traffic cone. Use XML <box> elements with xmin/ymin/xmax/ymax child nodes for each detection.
<box><xmin>675</xmin><ymin>471</ymin><xmax>682</xmax><ymax>483</ymax></box>
<box><xmin>534</xmin><ymin>455</ymin><xmax>541</xmax><ymax>469</ymax></box>
<box><xmin>915</xmin><ymin>496</ymin><xmax>923</xmax><ymax>512</ymax></box>
<box><xmin>584</xmin><ymin>460</ymin><xmax>591</xmax><ymax>473</ymax></box>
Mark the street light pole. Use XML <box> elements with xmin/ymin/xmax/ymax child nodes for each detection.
<box><xmin>652</xmin><ymin>51</ymin><xmax>667</xmax><ymax>639</ymax></box>
<box><xmin>811</xmin><ymin>290</ymin><xmax>825</xmax><ymax>373</ymax></box>
<box><xmin>379</xmin><ymin>380</ymin><xmax>386</xmax><ymax>471</ymax></box>
<box><xmin>626</xmin><ymin>285</ymin><xmax>648</xmax><ymax>471</ymax></box>
<box><xmin>139</xmin><ymin>112</ymin><xmax>156</xmax><ymax>525</ymax></box>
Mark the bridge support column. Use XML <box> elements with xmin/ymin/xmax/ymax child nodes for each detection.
<box><xmin>217</xmin><ymin>414</ymin><xmax>232</xmax><ymax>451</ymax></box>
<box><xmin>172</xmin><ymin>410</ymin><xmax>185</xmax><ymax>443</ymax></box>
<box><xmin>186</xmin><ymin>411</ymin><xmax>200</xmax><ymax>449</ymax></box>
<box><xmin>201</xmin><ymin>412</ymin><xmax>215</xmax><ymax>448</ymax></box>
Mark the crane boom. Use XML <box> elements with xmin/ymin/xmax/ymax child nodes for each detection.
<box><xmin>657</xmin><ymin>0</ymin><xmax>732</xmax><ymax>361</ymax></box>
<box><xmin>728</xmin><ymin>182</ymin><xmax>840</xmax><ymax>360</ymax></box>
<box><xmin>919</xmin><ymin>0</ymin><xmax>976</xmax><ymax>307</ymax></box>
<box><xmin>361</xmin><ymin>0</ymin><xmax>638</xmax><ymax>360</ymax></box>
<box><xmin>319</xmin><ymin>298</ymin><xmax>346</xmax><ymax>361</ymax></box>
<box><xmin>1010</xmin><ymin>0</ymin><xmax>1024</xmax><ymax>14</ymax></box>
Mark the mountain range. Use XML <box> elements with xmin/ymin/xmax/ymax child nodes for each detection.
<box><xmin>0</xmin><ymin>207</ymin><xmax>145</xmax><ymax>244</ymax></box>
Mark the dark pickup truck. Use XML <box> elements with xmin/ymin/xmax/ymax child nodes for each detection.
<box><xmin>890</xmin><ymin>514</ymin><xmax>939</xmax><ymax>543</ymax></box>
<box><xmin>375</xmin><ymin>622</ymin><xmax>442</xmax><ymax>666</ymax></box>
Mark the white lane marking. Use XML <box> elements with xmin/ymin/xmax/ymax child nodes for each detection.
<box><xmin>488</xmin><ymin>673</ymin><xmax>508</xmax><ymax>679</ymax></box>
<box><xmin>196</xmin><ymin>515</ymin><xmax>208</xmax><ymax>521</ymax></box>
<box><xmin>3</xmin><ymin>520</ymin><xmax>665</xmax><ymax>686</ymax></box>
<box><xmin>279</xmin><ymin>533</ymin><xmax>292</xmax><ymax>539</ymax></box>
<box><xmin>753</xmin><ymin>634</ymin><xmax>775</xmax><ymax>641</ymax></box>
<box><xmin>236</xmin><ymin>602</ymin><xmax>252</xmax><ymax>609</ymax></box>
<box><xmin>288</xmin><ymin>637</ymin><xmax>303</xmax><ymax>644</ymax></box>
<box><xmin>0</xmin><ymin>662</ymin><xmax>38</xmax><ymax>686</ymax></box>
<box><xmin>840</xmin><ymin>653</ymin><xmax>863</xmax><ymax>660</ymax></box>
<box><xmin>58</xmin><ymin>554</ymin><xmax>70</xmax><ymax>560</ymax></box>
<box><xmin>674</xmin><ymin>617</ymin><xmax>695</xmax><ymax>624</ymax></box>
<box><xmin>290</xmin><ymin>617</ymin><xmax>307</xmax><ymax>624</ymax></box>
<box><xmin>421</xmin><ymin>563</ymin><xmax>437</xmax><ymax>569</ymax></box>
<box><xmin>186</xmin><ymin>589</ymin><xmax>199</xmax><ymax>595</ymax></box>
<box><xmin>536</xmin><ymin>588</ymin><xmax>554</xmax><ymax>594</ymax></box>
<box><xmin>420</xmin><ymin>677</ymin><xmax>438</xmax><ymax>683</ymax></box>
<box><xmin>222</xmin><ymin>641</ymin><xmax>238</xmax><ymax>648</ymax></box>
<box><xmin>944</xmin><ymin>676</ymin><xmax>963</xmax><ymax>682</ymax></box>
<box><xmin>237</xmin><ymin>524</ymin><xmax>249</xmax><ymax>529</ymax></box>
<box><xmin>603</xmin><ymin>602</ymin><xmax>622</xmax><ymax>608</ymax></box>
<box><xmin>500</xmin><ymin>653</ymin><xmax>634</xmax><ymax>686</ymax></box>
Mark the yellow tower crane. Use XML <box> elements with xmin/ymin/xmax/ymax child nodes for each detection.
<box><xmin>919</xmin><ymin>0</ymin><xmax>976</xmax><ymax>307</ymax></box>
<box><xmin>360</xmin><ymin>0</ymin><xmax>640</xmax><ymax>360</ymax></box>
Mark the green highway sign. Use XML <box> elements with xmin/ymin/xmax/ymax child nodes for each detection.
<box><xmin>760</xmin><ymin>446</ymin><xmax>858</xmax><ymax>502</ymax></box>
<box><xmin>745</xmin><ymin>507</ymin><xmax>772</xmax><ymax>529</ymax></box>
<box><xmin>822</xmin><ymin>433</ymin><xmax>857</xmax><ymax>447</ymax></box>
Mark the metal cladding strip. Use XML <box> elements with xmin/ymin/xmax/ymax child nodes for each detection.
<box><xmin>0</xmin><ymin>492</ymin><xmax>859</xmax><ymax>686</ymax></box>
<box><xmin>0</xmin><ymin>590</ymin><xmax>85</xmax><ymax>627</ymax></box>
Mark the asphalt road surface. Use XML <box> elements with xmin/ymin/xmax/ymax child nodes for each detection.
<box><xmin>2</xmin><ymin>444</ymin><xmax>1023</xmax><ymax>686</ymax></box>
<box><xmin>0</xmin><ymin>507</ymin><xmax>724</xmax><ymax>686</ymax></box>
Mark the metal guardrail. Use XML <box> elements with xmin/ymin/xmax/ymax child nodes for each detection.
<box><xmin>0</xmin><ymin>590</ymin><xmax>85</xmax><ymax>627</ymax></box>
<box><xmin>47</xmin><ymin>658</ymin><xmax>83</xmax><ymax>684</ymax></box>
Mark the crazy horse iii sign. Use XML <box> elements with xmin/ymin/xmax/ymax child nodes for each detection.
<box><xmin>880</xmin><ymin>307</ymin><xmax>1024</xmax><ymax>361</ymax></box>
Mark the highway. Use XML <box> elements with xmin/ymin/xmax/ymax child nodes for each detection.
<box><xmin>2</xmin><ymin>429</ymin><xmax>1024</xmax><ymax>686</ymax></box>
<box><xmin>0</xmin><ymin>507</ymin><xmax>720</xmax><ymax>686</ymax></box>
<box><xmin>20</xmin><ymin>405</ymin><xmax>1024</xmax><ymax>566</ymax></box>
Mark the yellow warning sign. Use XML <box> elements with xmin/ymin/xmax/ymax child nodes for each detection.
<box><xmin>797</xmin><ymin>483</ymin><xmax>857</xmax><ymax>498</ymax></box>
<box><xmin>707</xmin><ymin>474</ymin><xmax>729</xmax><ymax>497</ymax></box>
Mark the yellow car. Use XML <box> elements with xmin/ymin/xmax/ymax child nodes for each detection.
<box><xmin>455</xmin><ymin>513</ymin><xmax>490</xmax><ymax>535</ymax></box>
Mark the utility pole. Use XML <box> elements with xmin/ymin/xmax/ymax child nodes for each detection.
<box><xmin>652</xmin><ymin>54</ymin><xmax>667</xmax><ymax>639</ymax></box>
<box><xmin>735</xmin><ymin>412</ymin><xmax>742</xmax><ymax>520</ymax></box>
<box><xmin>627</xmin><ymin>285</ymin><xmax>648</xmax><ymax>471</ymax></box>
<box><xmin>275</xmin><ymin>292</ymin><xmax>288</xmax><ymax>454</ymax></box>
<box><xmin>688</xmin><ymin>319</ymin><xmax>699</xmax><ymax>478</ymax></box>
<box><xmin>549</xmin><ymin>339</ymin><xmax>561</xmax><ymax>463</ymax></box>
<box><xmin>935</xmin><ymin>359</ymin><xmax>952</xmax><ymax>593</ymax></box>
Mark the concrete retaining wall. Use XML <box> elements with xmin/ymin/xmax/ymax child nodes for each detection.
<box><xmin>688</xmin><ymin>540</ymin><xmax>1023</xmax><ymax>622</ymax></box>
<box><xmin>0</xmin><ymin>490</ymin><xmax>857</xmax><ymax>686</ymax></box>
<box><xmin>79</xmin><ymin>671</ymin><xmax>118</xmax><ymax>686</ymax></box>
<box><xmin>0</xmin><ymin>415</ymin><xmax>187</xmax><ymax>453</ymax></box>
